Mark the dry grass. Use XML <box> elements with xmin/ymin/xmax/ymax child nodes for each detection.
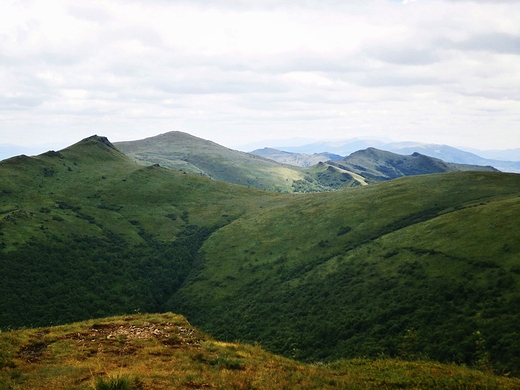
<box><xmin>1</xmin><ymin>313</ymin><xmax>520</xmax><ymax>390</ymax></box>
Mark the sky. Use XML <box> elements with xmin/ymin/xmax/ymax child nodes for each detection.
<box><xmin>1</xmin><ymin>0</ymin><xmax>520</xmax><ymax>152</ymax></box>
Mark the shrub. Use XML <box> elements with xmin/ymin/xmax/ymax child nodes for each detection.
<box><xmin>337</xmin><ymin>226</ymin><xmax>352</xmax><ymax>236</ymax></box>
<box><xmin>94</xmin><ymin>375</ymin><xmax>143</xmax><ymax>390</ymax></box>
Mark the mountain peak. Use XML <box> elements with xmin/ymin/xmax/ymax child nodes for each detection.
<box><xmin>58</xmin><ymin>135</ymin><xmax>130</xmax><ymax>164</ymax></box>
<box><xmin>81</xmin><ymin>135</ymin><xmax>117</xmax><ymax>149</ymax></box>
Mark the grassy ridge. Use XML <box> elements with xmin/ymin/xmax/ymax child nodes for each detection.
<box><xmin>115</xmin><ymin>132</ymin><xmax>496</xmax><ymax>192</ymax></box>
<box><xmin>0</xmin><ymin>136</ymin><xmax>277</xmax><ymax>329</ymax></box>
<box><xmin>171</xmin><ymin>172</ymin><xmax>520</xmax><ymax>375</ymax></box>
<box><xmin>115</xmin><ymin>131</ymin><xmax>315</xmax><ymax>192</ymax></box>
<box><xmin>115</xmin><ymin>132</ymin><xmax>384</xmax><ymax>192</ymax></box>
<box><xmin>1</xmin><ymin>313</ymin><xmax>519</xmax><ymax>390</ymax></box>
<box><xmin>329</xmin><ymin>148</ymin><xmax>498</xmax><ymax>183</ymax></box>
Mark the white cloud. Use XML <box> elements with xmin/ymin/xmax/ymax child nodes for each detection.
<box><xmin>0</xmin><ymin>0</ymin><xmax>519</xmax><ymax>151</ymax></box>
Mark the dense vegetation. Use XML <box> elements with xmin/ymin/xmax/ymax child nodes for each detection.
<box><xmin>1</xmin><ymin>135</ymin><xmax>520</xmax><ymax>381</ymax></box>
<box><xmin>0</xmin><ymin>227</ymin><xmax>211</xmax><ymax>328</ymax></box>
<box><xmin>171</xmin><ymin>172</ymin><xmax>520</xmax><ymax>375</ymax></box>
<box><xmin>2</xmin><ymin>313</ymin><xmax>520</xmax><ymax>389</ymax></box>
<box><xmin>0</xmin><ymin>136</ymin><xmax>276</xmax><ymax>329</ymax></box>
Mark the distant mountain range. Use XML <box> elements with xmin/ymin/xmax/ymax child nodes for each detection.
<box><xmin>4</xmin><ymin>137</ymin><xmax>520</xmax><ymax>173</ymax></box>
<box><xmin>114</xmin><ymin>132</ymin><xmax>496</xmax><ymax>192</ymax></box>
<box><xmin>250</xmin><ymin>139</ymin><xmax>520</xmax><ymax>173</ymax></box>
<box><xmin>251</xmin><ymin>147</ymin><xmax>343</xmax><ymax>167</ymax></box>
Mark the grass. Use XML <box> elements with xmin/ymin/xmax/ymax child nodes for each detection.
<box><xmin>0</xmin><ymin>136</ymin><xmax>280</xmax><ymax>330</ymax></box>
<box><xmin>114</xmin><ymin>132</ymin><xmax>496</xmax><ymax>193</ymax></box>
<box><xmin>94</xmin><ymin>375</ymin><xmax>143</xmax><ymax>390</ymax></box>
<box><xmin>2</xmin><ymin>136</ymin><xmax>520</xmax><ymax>379</ymax></box>
<box><xmin>171</xmin><ymin>171</ymin><xmax>520</xmax><ymax>374</ymax></box>
<box><xmin>1</xmin><ymin>313</ymin><xmax>519</xmax><ymax>390</ymax></box>
<box><xmin>115</xmin><ymin>131</ymin><xmax>384</xmax><ymax>192</ymax></box>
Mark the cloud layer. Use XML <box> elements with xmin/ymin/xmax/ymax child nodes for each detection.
<box><xmin>1</xmin><ymin>0</ymin><xmax>519</xmax><ymax>150</ymax></box>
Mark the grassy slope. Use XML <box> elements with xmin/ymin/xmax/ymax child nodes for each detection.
<box><xmin>1</xmin><ymin>313</ymin><xmax>519</xmax><ymax>390</ymax></box>
<box><xmin>115</xmin><ymin>131</ymin><xmax>306</xmax><ymax>192</ymax></box>
<box><xmin>171</xmin><ymin>171</ymin><xmax>520</xmax><ymax>375</ymax></box>
<box><xmin>116</xmin><ymin>133</ymin><xmax>496</xmax><ymax>192</ymax></box>
<box><xmin>330</xmin><ymin>148</ymin><xmax>498</xmax><ymax>183</ymax></box>
<box><xmin>0</xmin><ymin>135</ymin><xmax>280</xmax><ymax>246</ymax></box>
<box><xmin>0</xmin><ymin>136</ymin><xmax>279</xmax><ymax>328</ymax></box>
<box><xmin>114</xmin><ymin>132</ymin><xmax>366</xmax><ymax>192</ymax></box>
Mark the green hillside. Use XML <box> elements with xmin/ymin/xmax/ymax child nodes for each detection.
<box><xmin>115</xmin><ymin>132</ymin><xmax>497</xmax><ymax>192</ymax></box>
<box><xmin>170</xmin><ymin>171</ymin><xmax>520</xmax><ymax>375</ymax></box>
<box><xmin>3</xmin><ymin>313</ymin><xmax>519</xmax><ymax>390</ymax></box>
<box><xmin>329</xmin><ymin>148</ymin><xmax>498</xmax><ymax>183</ymax></box>
<box><xmin>115</xmin><ymin>131</ymin><xmax>361</xmax><ymax>192</ymax></box>
<box><xmin>1</xmin><ymin>135</ymin><xmax>520</xmax><ymax>378</ymax></box>
<box><xmin>0</xmin><ymin>136</ymin><xmax>276</xmax><ymax>328</ymax></box>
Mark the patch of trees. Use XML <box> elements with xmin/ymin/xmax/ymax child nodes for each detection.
<box><xmin>174</xmin><ymin>255</ymin><xmax>520</xmax><ymax>376</ymax></box>
<box><xmin>0</xmin><ymin>225</ymin><xmax>212</xmax><ymax>330</ymax></box>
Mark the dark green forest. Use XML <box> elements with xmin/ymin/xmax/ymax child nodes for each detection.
<box><xmin>174</xmin><ymin>252</ymin><xmax>520</xmax><ymax>375</ymax></box>
<box><xmin>0</xmin><ymin>225</ymin><xmax>212</xmax><ymax>329</ymax></box>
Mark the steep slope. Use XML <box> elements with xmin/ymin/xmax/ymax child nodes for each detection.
<box><xmin>3</xmin><ymin>313</ymin><xmax>519</xmax><ymax>390</ymax></box>
<box><xmin>0</xmin><ymin>135</ymin><xmax>277</xmax><ymax>329</ymax></box>
<box><xmin>329</xmin><ymin>148</ymin><xmax>498</xmax><ymax>183</ymax></box>
<box><xmin>115</xmin><ymin>131</ymin><xmax>366</xmax><ymax>192</ymax></box>
<box><xmin>170</xmin><ymin>171</ymin><xmax>520</xmax><ymax>375</ymax></box>
<box><xmin>115</xmin><ymin>131</ymin><xmax>312</xmax><ymax>192</ymax></box>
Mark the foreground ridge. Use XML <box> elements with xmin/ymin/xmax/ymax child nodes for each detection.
<box><xmin>1</xmin><ymin>313</ymin><xmax>519</xmax><ymax>390</ymax></box>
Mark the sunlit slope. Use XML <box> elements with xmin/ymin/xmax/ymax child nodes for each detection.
<box><xmin>115</xmin><ymin>131</ymin><xmax>307</xmax><ymax>192</ymax></box>
<box><xmin>0</xmin><ymin>136</ymin><xmax>278</xmax><ymax>328</ymax></box>
<box><xmin>171</xmin><ymin>171</ymin><xmax>520</xmax><ymax>375</ymax></box>
<box><xmin>0</xmin><ymin>135</ymin><xmax>276</xmax><ymax>247</ymax></box>
<box><xmin>3</xmin><ymin>313</ymin><xmax>519</xmax><ymax>390</ymax></box>
<box><xmin>330</xmin><ymin>148</ymin><xmax>498</xmax><ymax>183</ymax></box>
<box><xmin>115</xmin><ymin>131</ymin><xmax>366</xmax><ymax>192</ymax></box>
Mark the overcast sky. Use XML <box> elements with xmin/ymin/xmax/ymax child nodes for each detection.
<box><xmin>1</xmin><ymin>0</ymin><xmax>520</xmax><ymax>151</ymax></box>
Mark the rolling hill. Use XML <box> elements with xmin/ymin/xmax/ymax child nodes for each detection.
<box><xmin>262</xmin><ymin>139</ymin><xmax>520</xmax><ymax>173</ymax></box>
<box><xmin>328</xmin><ymin>148</ymin><xmax>499</xmax><ymax>183</ymax></box>
<box><xmin>114</xmin><ymin>132</ymin><xmax>496</xmax><ymax>192</ymax></box>
<box><xmin>169</xmin><ymin>170</ymin><xmax>520</xmax><ymax>375</ymax></box>
<box><xmin>115</xmin><ymin>131</ymin><xmax>368</xmax><ymax>192</ymax></box>
<box><xmin>1</xmin><ymin>135</ymin><xmax>520</xmax><ymax>377</ymax></box>
<box><xmin>115</xmin><ymin>131</ymin><xmax>302</xmax><ymax>192</ymax></box>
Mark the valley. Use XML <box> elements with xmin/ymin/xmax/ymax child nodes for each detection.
<box><xmin>1</xmin><ymin>134</ymin><xmax>519</xmax><ymax>386</ymax></box>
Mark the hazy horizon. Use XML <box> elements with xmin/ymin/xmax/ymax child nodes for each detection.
<box><xmin>2</xmin><ymin>132</ymin><xmax>520</xmax><ymax>164</ymax></box>
<box><xmin>1</xmin><ymin>0</ymin><xmax>519</xmax><ymax>152</ymax></box>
